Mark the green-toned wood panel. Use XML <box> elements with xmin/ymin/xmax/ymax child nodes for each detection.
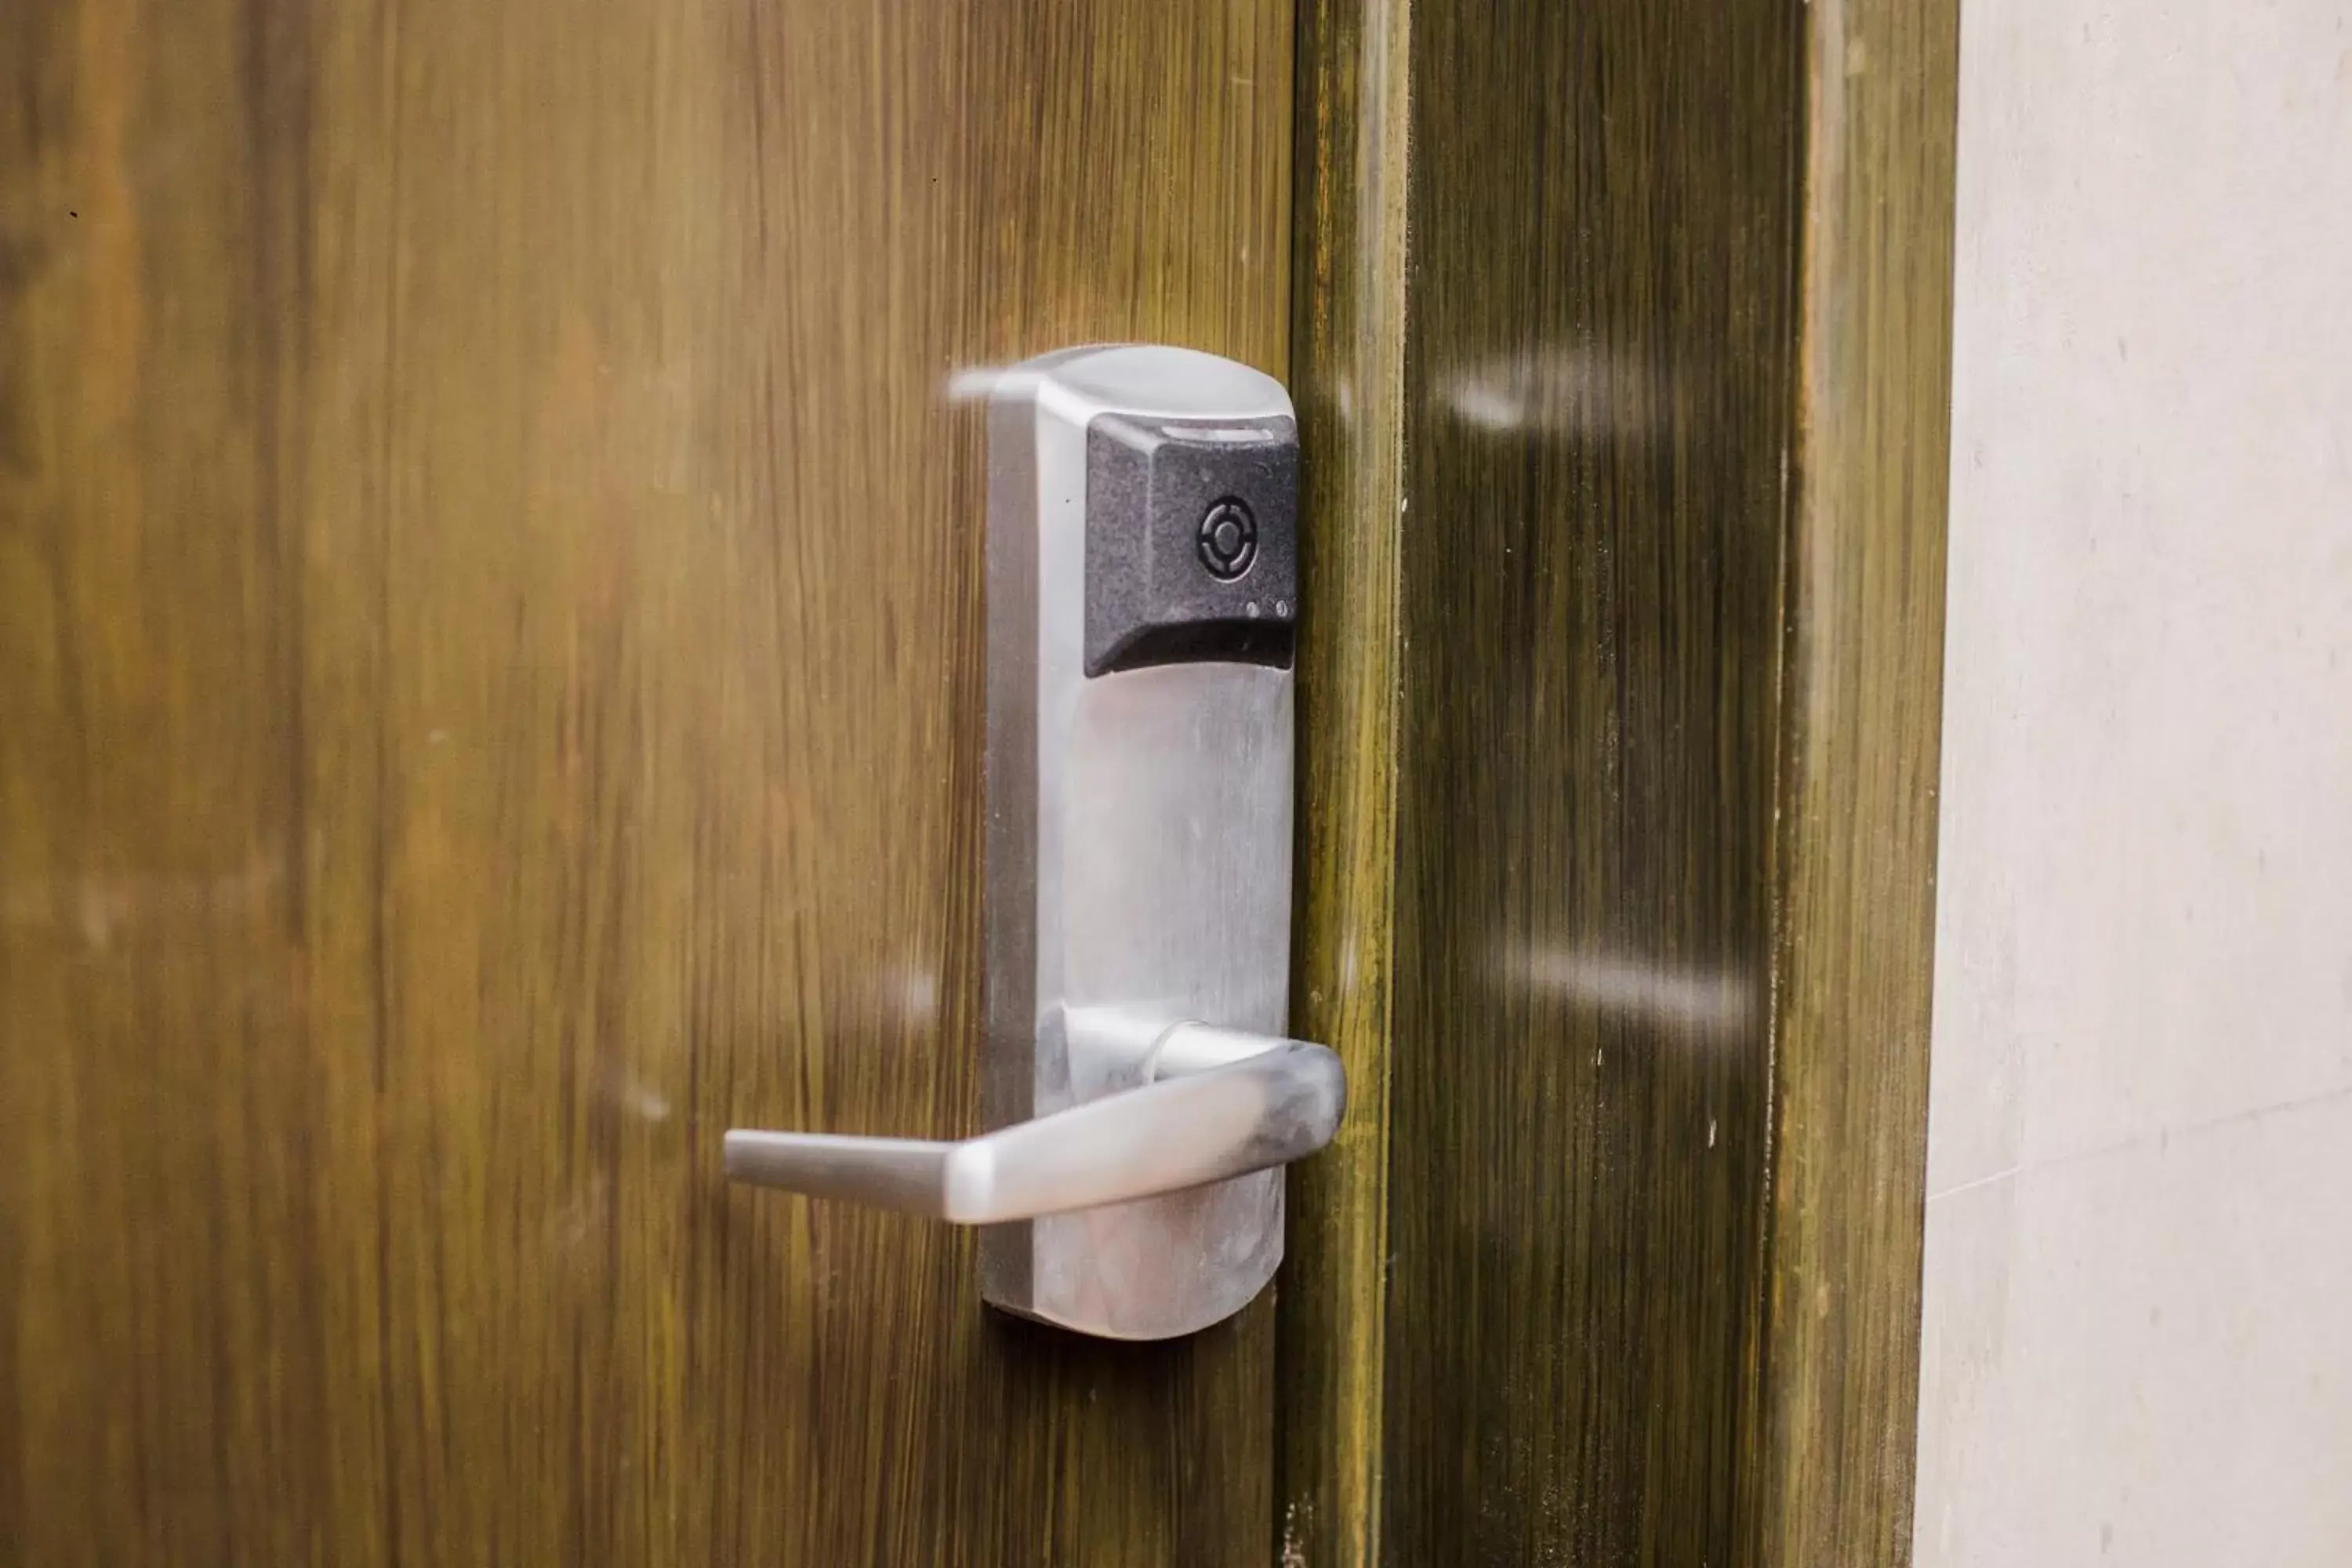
<box><xmin>1383</xmin><ymin>1</ymin><xmax>1801</xmax><ymax>1561</ymax></box>
<box><xmin>1749</xmin><ymin>2</ymin><xmax>1959</xmax><ymax>1562</ymax></box>
<box><xmin>1277</xmin><ymin>0</ymin><xmax>1410</xmax><ymax>1562</ymax></box>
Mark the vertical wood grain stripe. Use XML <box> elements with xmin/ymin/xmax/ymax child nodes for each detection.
<box><xmin>1279</xmin><ymin>0</ymin><xmax>1411</xmax><ymax>1562</ymax></box>
<box><xmin>1753</xmin><ymin>1</ymin><xmax>1960</xmax><ymax>1563</ymax></box>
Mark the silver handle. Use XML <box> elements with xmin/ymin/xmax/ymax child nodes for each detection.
<box><xmin>723</xmin><ymin>1025</ymin><xmax>1343</xmax><ymax>1222</ymax></box>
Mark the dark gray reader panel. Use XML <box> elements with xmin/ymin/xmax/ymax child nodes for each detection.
<box><xmin>1083</xmin><ymin>412</ymin><xmax>1298</xmax><ymax>676</ymax></box>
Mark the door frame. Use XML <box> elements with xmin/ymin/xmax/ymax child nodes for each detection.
<box><xmin>1279</xmin><ymin>1</ymin><xmax>1961</xmax><ymax>1561</ymax></box>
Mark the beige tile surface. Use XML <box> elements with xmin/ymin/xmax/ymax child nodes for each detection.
<box><xmin>1920</xmin><ymin>0</ymin><xmax>2352</xmax><ymax>1561</ymax></box>
<box><xmin>1917</xmin><ymin>1094</ymin><xmax>2352</xmax><ymax>1565</ymax></box>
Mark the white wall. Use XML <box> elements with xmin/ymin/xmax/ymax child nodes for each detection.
<box><xmin>1917</xmin><ymin>2</ymin><xmax>2352</xmax><ymax>1563</ymax></box>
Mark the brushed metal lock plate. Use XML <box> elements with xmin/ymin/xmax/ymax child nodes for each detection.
<box><xmin>722</xmin><ymin>345</ymin><xmax>1341</xmax><ymax>1342</ymax></box>
<box><xmin>982</xmin><ymin>346</ymin><xmax>1303</xmax><ymax>1338</ymax></box>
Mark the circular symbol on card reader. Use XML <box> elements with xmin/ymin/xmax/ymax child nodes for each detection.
<box><xmin>1196</xmin><ymin>497</ymin><xmax>1258</xmax><ymax>581</ymax></box>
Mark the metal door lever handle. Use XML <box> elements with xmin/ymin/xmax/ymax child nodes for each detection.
<box><xmin>723</xmin><ymin>1025</ymin><xmax>1344</xmax><ymax>1223</ymax></box>
<box><xmin>722</xmin><ymin>348</ymin><xmax>1314</xmax><ymax>1337</ymax></box>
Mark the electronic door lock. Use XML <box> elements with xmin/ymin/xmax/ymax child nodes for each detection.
<box><xmin>1080</xmin><ymin>396</ymin><xmax>1299</xmax><ymax>673</ymax></box>
<box><xmin>725</xmin><ymin>345</ymin><xmax>1341</xmax><ymax>1341</ymax></box>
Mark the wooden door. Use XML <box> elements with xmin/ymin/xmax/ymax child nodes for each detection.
<box><xmin>2</xmin><ymin>1</ymin><xmax>1290</xmax><ymax>1562</ymax></box>
<box><xmin>6</xmin><ymin>0</ymin><xmax>1968</xmax><ymax>1563</ymax></box>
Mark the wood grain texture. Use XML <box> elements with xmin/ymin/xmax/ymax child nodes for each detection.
<box><xmin>1276</xmin><ymin>0</ymin><xmax>1954</xmax><ymax>1559</ymax></box>
<box><xmin>0</xmin><ymin>1</ymin><xmax>1290</xmax><ymax>1563</ymax></box>
<box><xmin>1273</xmin><ymin>0</ymin><xmax>1409</xmax><ymax>1563</ymax></box>
<box><xmin>1381</xmin><ymin>3</ymin><xmax>1802</xmax><ymax>1560</ymax></box>
<box><xmin>1749</xmin><ymin>2</ymin><xmax>1959</xmax><ymax>1564</ymax></box>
